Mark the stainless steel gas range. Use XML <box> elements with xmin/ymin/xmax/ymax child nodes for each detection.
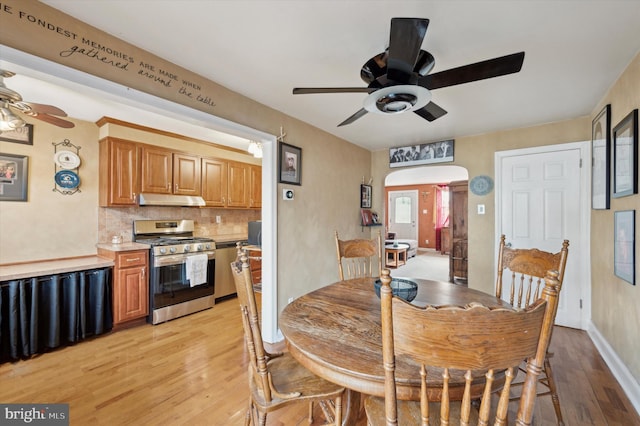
<box><xmin>133</xmin><ymin>219</ymin><xmax>216</xmax><ymax>324</ymax></box>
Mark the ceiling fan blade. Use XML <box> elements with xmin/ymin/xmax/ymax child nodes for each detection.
<box><xmin>337</xmin><ymin>108</ymin><xmax>368</xmax><ymax>127</ymax></box>
<box><xmin>16</xmin><ymin>101</ymin><xmax>68</xmax><ymax>117</ymax></box>
<box><xmin>414</xmin><ymin>101</ymin><xmax>447</xmax><ymax>122</ymax></box>
<box><xmin>22</xmin><ymin>111</ymin><xmax>75</xmax><ymax>128</ymax></box>
<box><xmin>419</xmin><ymin>52</ymin><xmax>525</xmax><ymax>90</ymax></box>
<box><xmin>387</xmin><ymin>18</ymin><xmax>429</xmax><ymax>84</ymax></box>
<box><xmin>293</xmin><ymin>87</ymin><xmax>373</xmax><ymax>95</ymax></box>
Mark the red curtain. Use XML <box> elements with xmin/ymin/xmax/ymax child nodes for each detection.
<box><xmin>435</xmin><ymin>185</ymin><xmax>449</xmax><ymax>251</ymax></box>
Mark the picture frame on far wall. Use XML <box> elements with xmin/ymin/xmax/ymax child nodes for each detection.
<box><xmin>389</xmin><ymin>139</ymin><xmax>454</xmax><ymax>168</ymax></box>
<box><xmin>591</xmin><ymin>104</ymin><xmax>611</xmax><ymax>209</ymax></box>
<box><xmin>613</xmin><ymin>109</ymin><xmax>638</xmax><ymax>198</ymax></box>
<box><xmin>0</xmin><ymin>153</ymin><xmax>28</xmax><ymax>202</ymax></box>
<box><xmin>360</xmin><ymin>184</ymin><xmax>372</xmax><ymax>208</ymax></box>
<box><xmin>0</xmin><ymin>123</ymin><xmax>34</xmax><ymax>145</ymax></box>
<box><xmin>614</xmin><ymin>210</ymin><xmax>635</xmax><ymax>285</ymax></box>
<box><xmin>278</xmin><ymin>142</ymin><xmax>302</xmax><ymax>186</ymax></box>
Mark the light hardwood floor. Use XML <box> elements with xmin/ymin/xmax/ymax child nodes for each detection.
<box><xmin>1</xmin><ymin>296</ymin><xmax>638</xmax><ymax>425</ymax></box>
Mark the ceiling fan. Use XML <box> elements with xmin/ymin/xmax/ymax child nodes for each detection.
<box><xmin>293</xmin><ymin>18</ymin><xmax>525</xmax><ymax>127</ymax></box>
<box><xmin>0</xmin><ymin>69</ymin><xmax>75</xmax><ymax>130</ymax></box>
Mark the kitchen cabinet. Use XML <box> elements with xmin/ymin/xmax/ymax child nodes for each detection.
<box><xmin>99</xmin><ymin>137</ymin><xmax>139</xmax><ymax>206</ymax></box>
<box><xmin>201</xmin><ymin>157</ymin><xmax>228</xmax><ymax>207</ymax></box>
<box><xmin>227</xmin><ymin>161</ymin><xmax>249</xmax><ymax>208</ymax></box>
<box><xmin>448</xmin><ymin>180</ymin><xmax>468</xmax><ymax>283</ymax></box>
<box><xmin>201</xmin><ymin>159</ymin><xmax>261</xmax><ymax>209</ymax></box>
<box><xmin>248</xmin><ymin>165</ymin><xmax>262</xmax><ymax>209</ymax></box>
<box><xmin>141</xmin><ymin>146</ymin><xmax>201</xmax><ymax>196</ymax></box>
<box><xmin>98</xmin><ymin>248</ymin><xmax>149</xmax><ymax>325</ymax></box>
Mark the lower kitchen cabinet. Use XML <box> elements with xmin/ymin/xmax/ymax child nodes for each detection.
<box><xmin>99</xmin><ymin>248</ymin><xmax>149</xmax><ymax>326</ymax></box>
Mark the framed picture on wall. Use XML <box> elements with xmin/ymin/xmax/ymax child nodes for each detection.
<box><xmin>389</xmin><ymin>139</ymin><xmax>454</xmax><ymax>168</ymax></box>
<box><xmin>278</xmin><ymin>142</ymin><xmax>302</xmax><ymax>185</ymax></box>
<box><xmin>591</xmin><ymin>104</ymin><xmax>611</xmax><ymax>209</ymax></box>
<box><xmin>0</xmin><ymin>124</ymin><xmax>33</xmax><ymax>145</ymax></box>
<box><xmin>360</xmin><ymin>184</ymin><xmax>372</xmax><ymax>208</ymax></box>
<box><xmin>612</xmin><ymin>109</ymin><xmax>638</xmax><ymax>198</ymax></box>
<box><xmin>0</xmin><ymin>153</ymin><xmax>29</xmax><ymax>202</ymax></box>
<box><xmin>614</xmin><ymin>210</ymin><xmax>635</xmax><ymax>285</ymax></box>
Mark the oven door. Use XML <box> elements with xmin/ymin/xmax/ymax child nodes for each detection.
<box><xmin>150</xmin><ymin>253</ymin><xmax>215</xmax><ymax>309</ymax></box>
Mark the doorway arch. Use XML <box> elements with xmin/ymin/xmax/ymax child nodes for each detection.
<box><xmin>384</xmin><ymin>165</ymin><xmax>469</xmax><ymax>278</ymax></box>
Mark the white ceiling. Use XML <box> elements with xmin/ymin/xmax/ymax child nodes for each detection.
<box><xmin>3</xmin><ymin>1</ymin><xmax>640</xmax><ymax>186</ymax></box>
<box><xmin>33</xmin><ymin>0</ymin><xmax>640</xmax><ymax>154</ymax></box>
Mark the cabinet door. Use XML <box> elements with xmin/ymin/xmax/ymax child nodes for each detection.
<box><xmin>100</xmin><ymin>138</ymin><xmax>139</xmax><ymax>206</ymax></box>
<box><xmin>114</xmin><ymin>266</ymin><xmax>148</xmax><ymax>323</ymax></box>
<box><xmin>141</xmin><ymin>146</ymin><xmax>172</xmax><ymax>194</ymax></box>
<box><xmin>173</xmin><ymin>153</ymin><xmax>201</xmax><ymax>196</ymax></box>
<box><xmin>227</xmin><ymin>161</ymin><xmax>249</xmax><ymax>208</ymax></box>
<box><xmin>248</xmin><ymin>165</ymin><xmax>262</xmax><ymax>209</ymax></box>
<box><xmin>201</xmin><ymin>158</ymin><xmax>228</xmax><ymax>207</ymax></box>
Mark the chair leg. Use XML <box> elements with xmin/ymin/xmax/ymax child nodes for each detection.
<box><xmin>544</xmin><ymin>357</ymin><xmax>564</xmax><ymax>425</ymax></box>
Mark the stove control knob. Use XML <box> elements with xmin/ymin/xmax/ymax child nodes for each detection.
<box><xmin>196</xmin><ymin>244</ymin><xmax>203</xmax><ymax>251</ymax></box>
<box><xmin>184</xmin><ymin>245</ymin><xmax>191</xmax><ymax>252</ymax></box>
<box><xmin>169</xmin><ymin>247</ymin><xmax>177</xmax><ymax>254</ymax></box>
<box><xmin>205</xmin><ymin>243</ymin><xmax>211</xmax><ymax>250</ymax></box>
<box><xmin>159</xmin><ymin>248</ymin><xmax>167</xmax><ymax>255</ymax></box>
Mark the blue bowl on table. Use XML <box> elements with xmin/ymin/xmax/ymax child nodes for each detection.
<box><xmin>373</xmin><ymin>278</ymin><xmax>418</xmax><ymax>302</ymax></box>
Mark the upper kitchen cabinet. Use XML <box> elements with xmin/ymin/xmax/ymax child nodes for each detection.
<box><xmin>99</xmin><ymin>137</ymin><xmax>139</xmax><ymax>206</ymax></box>
<box><xmin>141</xmin><ymin>146</ymin><xmax>201</xmax><ymax>196</ymax></box>
<box><xmin>201</xmin><ymin>157</ymin><xmax>228</xmax><ymax>207</ymax></box>
<box><xmin>201</xmin><ymin>158</ymin><xmax>261</xmax><ymax>209</ymax></box>
<box><xmin>249</xmin><ymin>164</ymin><xmax>262</xmax><ymax>209</ymax></box>
<box><xmin>227</xmin><ymin>161</ymin><xmax>249</xmax><ymax>208</ymax></box>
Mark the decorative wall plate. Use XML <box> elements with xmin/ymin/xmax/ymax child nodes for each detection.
<box><xmin>54</xmin><ymin>170</ymin><xmax>80</xmax><ymax>189</ymax></box>
<box><xmin>54</xmin><ymin>150</ymin><xmax>81</xmax><ymax>169</ymax></box>
<box><xmin>470</xmin><ymin>175</ymin><xmax>494</xmax><ymax>196</ymax></box>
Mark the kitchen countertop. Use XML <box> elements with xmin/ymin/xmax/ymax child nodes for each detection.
<box><xmin>213</xmin><ymin>234</ymin><xmax>248</xmax><ymax>244</ymax></box>
<box><xmin>0</xmin><ymin>256</ymin><xmax>115</xmax><ymax>281</ymax></box>
<box><xmin>95</xmin><ymin>242</ymin><xmax>150</xmax><ymax>252</ymax></box>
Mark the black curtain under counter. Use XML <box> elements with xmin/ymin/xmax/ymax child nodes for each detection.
<box><xmin>0</xmin><ymin>256</ymin><xmax>115</xmax><ymax>363</ymax></box>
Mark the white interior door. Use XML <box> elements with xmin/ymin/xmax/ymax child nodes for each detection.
<box><xmin>496</xmin><ymin>143</ymin><xmax>589</xmax><ymax>329</ymax></box>
<box><xmin>388</xmin><ymin>190</ymin><xmax>418</xmax><ymax>240</ymax></box>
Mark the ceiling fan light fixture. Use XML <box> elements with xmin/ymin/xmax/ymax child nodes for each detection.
<box><xmin>363</xmin><ymin>85</ymin><xmax>431</xmax><ymax>115</ymax></box>
<box><xmin>0</xmin><ymin>104</ymin><xmax>26</xmax><ymax>130</ymax></box>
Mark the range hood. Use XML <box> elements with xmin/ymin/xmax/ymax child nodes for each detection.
<box><xmin>139</xmin><ymin>193</ymin><xmax>206</xmax><ymax>207</ymax></box>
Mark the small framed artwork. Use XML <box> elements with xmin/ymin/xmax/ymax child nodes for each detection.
<box><xmin>591</xmin><ymin>104</ymin><xmax>611</xmax><ymax>209</ymax></box>
<box><xmin>0</xmin><ymin>123</ymin><xmax>34</xmax><ymax>145</ymax></box>
<box><xmin>389</xmin><ymin>139</ymin><xmax>454</xmax><ymax>168</ymax></box>
<box><xmin>612</xmin><ymin>109</ymin><xmax>638</xmax><ymax>198</ymax></box>
<box><xmin>279</xmin><ymin>142</ymin><xmax>302</xmax><ymax>185</ymax></box>
<box><xmin>0</xmin><ymin>153</ymin><xmax>29</xmax><ymax>202</ymax></box>
<box><xmin>360</xmin><ymin>184</ymin><xmax>372</xmax><ymax>208</ymax></box>
<box><xmin>614</xmin><ymin>210</ymin><xmax>635</xmax><ymax>285</ymax></box>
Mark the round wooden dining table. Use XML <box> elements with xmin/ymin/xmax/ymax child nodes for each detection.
<box><xmin>279</xmin><ymin>277</ymin><xmax>510</xmax><ymax>425</ymax></box>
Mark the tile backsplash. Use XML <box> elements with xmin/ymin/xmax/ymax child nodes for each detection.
<box><xmin>99</xmin><ymin>206</ymin><xmax>260</xmax><ymax>243</ymax></box>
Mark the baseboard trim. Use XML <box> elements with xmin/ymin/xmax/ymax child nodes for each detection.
<box><xmin>587</xmin><ymin>321</ymin><xmax>640</xmax><ymax>416</ymax></box>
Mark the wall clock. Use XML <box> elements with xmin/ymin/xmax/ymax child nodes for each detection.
<box><xmin>470</xmin><ymin>175</ymin><xmax>494</xmax><ymax>196</ymax></box>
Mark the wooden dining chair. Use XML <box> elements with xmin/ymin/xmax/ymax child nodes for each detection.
<box><xmin>335</xmin><ymin>230</ymin><xmax>382</xmax><ymax>280</ymax></box>
<box><xmin>364</xmin><ymin>268</ymin><xmax>561</xmax><ymax>426</ymax></box>
<box><xmin>231</xmin><ymin>249</ymin><xmax>344</xmax><ymax>425</ymax></box>
<box><xmin>496</xmin><ymin>234</ymin><xmax>569</xmax><ymax>425</ymax></box>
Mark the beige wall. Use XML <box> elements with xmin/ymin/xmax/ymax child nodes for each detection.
<box><xmin>590</xmin><ymin>53</ymin><xmax>640</xmax><ymax>381</ymax></box>
<box><xmin>0</xmin><ymin>116</ymin><xmax>100</xmax><ymax>262</ymax></box>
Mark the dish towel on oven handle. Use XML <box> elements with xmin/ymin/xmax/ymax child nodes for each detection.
<box><xmin>186</xmin><ymin>253</ymin><xmax>209</xmax><ymax>287</ymax></box>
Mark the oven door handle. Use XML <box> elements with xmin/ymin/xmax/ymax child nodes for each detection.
<box><xmin>153</xmin><ymin>252</ymin><xmax>215</xmax><ymax>268</ymax></box>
